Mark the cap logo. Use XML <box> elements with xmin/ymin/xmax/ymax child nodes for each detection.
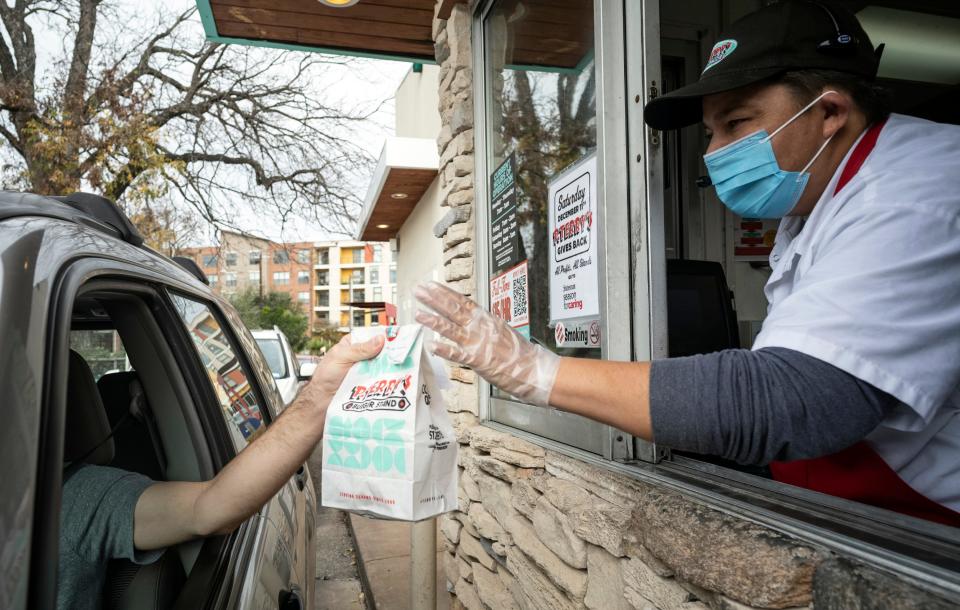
<box><xmin>703</xmin><ymin>39</ymin><xmax>737</xmax><ymax>74</ymax></box>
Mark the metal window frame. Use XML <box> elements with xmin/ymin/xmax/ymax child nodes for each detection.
<box><xmin>473</xmin><ymin>0</ymin><xmax>634</xmax><ymax>460</ymax></box>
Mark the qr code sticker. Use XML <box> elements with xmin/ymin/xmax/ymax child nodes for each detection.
<box><xmin>512</xmin><ymin>273</ymin><xmax>527</xmax><ymax>320</ymax></box>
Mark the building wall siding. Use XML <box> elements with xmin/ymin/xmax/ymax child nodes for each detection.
<box><xmin>430</xmin><ymin>3</ymin><xmax>954</xmax><ymax>610</ymax></box>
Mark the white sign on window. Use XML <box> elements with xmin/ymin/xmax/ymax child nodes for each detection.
<box><xmin>549</xmin><ymin>153</ymin><xmax>599</xmax><ymax>323</ymax></box>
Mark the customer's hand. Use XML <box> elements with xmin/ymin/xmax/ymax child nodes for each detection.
<box><xmin>415</xmin><ymin>281</ymin><xmax>560</xmax><ymax>407</ymax></box>
<box><xmin>307</xmin><ymin>334</ymin><xmax>385</xmax><ymax>402</ymax></box>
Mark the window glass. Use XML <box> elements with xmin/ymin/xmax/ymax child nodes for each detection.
<box><xmin>170</xmin><ymin>294</ymin><xmax>266</xmax><ymax>446</ymax></box>
<box><xmin>317</xmin><ymin>270</ymin><xmax>329</xmax><ymax>285</ymax></box>
<box><xmin>373</xmin><ymin>286</ymin><xmax>382</xmax><ymax>301</ymax></box>
<box><xmin>352</xmin><ymin>248</ymin><xmax>363</xmax><ymax>264</ymax></box>
<box><xmin>318</xmin><ymin>311</ymin><xmax>329</xmax><ymax>322</ymax></box>
<box><xmin>249</xmin><ymin>270</ymin><xmax>260</xmax><ymax>283</ymax></box>
<box><xmin>297</xmin><ymin>249</ymin><xmax>310</xmax><ymax>265</ymax></box>
<box><xmin>255</xmin><ymin>337</ymin><xmax>289</xmax><ymax>379</ymax></box>
<box><xmin>69</xmin><ymin>330</ymin><xmax>130</xmax><ymax>380</ymax></box>
<box><xmin>208</xmin><ymin>274</ymin><xmax>219</xmax><ymax>286</ymax></box>
<box><xmin>273</xmin><ymin>250</ymin><xmax>290</xmax><ymax>264</ymax></box>
<box><xmin>389</xmin><ymin>267</ymin><xmax>397</xmax><ymax>283</ymax></box>
<box><xmin>319</xmin><ymin>249</ymin><xmax>329</xmax><ymax>265</ymax></box>
<box><xmin>373</xmin><ymin>244</ymin><xmax>382</xmax><ymax>262</ymax></box>
<box><xmin>350</xmin><ymin>270</ymin><xmax>363</xmax><ymax>284</ymax></box>
<box><xmin>484</xmin><ymin>0</ymin><xmax>597</xmax><ymax>364</ymax></box>
<box><xmin>370</xmin><ymin>268</ymin><xmax>380</xmax><ymax>284</ymax></box>
<box><xmin>249</xmin><ymin>250</ymin><xmax>261</xmax><ymax>265</ymax></box>
<box><xmin>225</xmin><ymin>252</ymin><xmax>237</xmax><ymax>267</ymax></box>
<box><xmin>273</xmin><ymin>271</ymin><xmax>290</xmax><ymax>286</ymax></box>
<box><xmin>318</xmin><ymin>291</ymin><xmax>330</xmax><ymax>307</ymax></box>
<box><xmin>202</xmin><ymin>253</ymin><xmax>217</xmax><ymax>268</ymax></box>
<box><xmin>298</xmin><ymin>271</ymin><xmax>310</xmax><ymax>284</ymax></box>
<box><xmin>298</xmin><ymin>291</ymin><xmax>310</xmax><ymax>304</ymax></box>
<box><xmin>225</xmin><ymin>273</ymin><xmax>237</xmax><ymax>288</ymax></box>
<box><xmin>352</xmin><ymin>311</ymin><xmax>365</xmax><ymax>327</ymax></box>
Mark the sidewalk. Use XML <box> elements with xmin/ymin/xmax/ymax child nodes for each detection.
<box><xmin>349</xmin><ymin>514</ymin><xmax>452</xmax><ymax>610</ymax></box>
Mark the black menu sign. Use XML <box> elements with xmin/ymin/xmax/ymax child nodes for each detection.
<box><xmin>489</xmin><ymin>153</ymin><xmax>520</xmax><ymax>274</ymax></box>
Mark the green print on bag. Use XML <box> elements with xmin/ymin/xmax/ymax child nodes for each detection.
<box><xmin>327</xmin><ymin>415</ymin><xmax>407</xmax><ymax>474</ymax></box>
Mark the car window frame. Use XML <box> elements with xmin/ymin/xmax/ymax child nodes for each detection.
<box><xmin>30</xmin><ymin>254</ymin><xmax>274</xmax><ymax>610</ymax></box>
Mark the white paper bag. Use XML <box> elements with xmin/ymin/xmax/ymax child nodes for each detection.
<box><xmin>321</xmin><ymin>324</ymin><xmax>458</xmax><ymax>520</ymax></box>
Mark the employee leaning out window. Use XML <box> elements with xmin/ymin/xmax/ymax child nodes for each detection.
<box><xmin>416</xmin><ymin>0</ymin><xmax>960</xmax><ymax>527</ymax></box>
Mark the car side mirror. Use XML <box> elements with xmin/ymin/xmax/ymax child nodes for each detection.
<box><xmin>297</xmin><ymin>362</ymin><xmax>317</xmax><ymax>381</ymax></box>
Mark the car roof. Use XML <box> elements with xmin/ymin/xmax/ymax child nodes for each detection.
<box><xmin>0</xmin><ymin>190</ymin><xmax>209</xmax><ymax>289</ymax></box>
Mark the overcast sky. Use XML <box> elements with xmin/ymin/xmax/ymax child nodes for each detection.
<box><xmin>32</xmin><ymin>0</ymin><xmax>413</xmax><ymax>245</ymax></box>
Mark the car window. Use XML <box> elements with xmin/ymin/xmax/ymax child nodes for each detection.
<box><xmin>169</xmin><ymin>293</ymin><xmax>266</xmax><ymax>447</ymax></box>
<box><xmin>69</xmin><ymin>329</ymin><xmax>130</xmax><ymax>380</ymax></box>
<box><xmin>255</xmin><ymin>337</ymin><xmax>288</xmax><ymax>380</ymax></box>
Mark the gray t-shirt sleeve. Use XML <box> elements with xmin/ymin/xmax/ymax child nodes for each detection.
<box><xmin>61</xmin><ymin>464</ymin><xmax>163</xmax><ymax>565</ymax></box>
<box><xmin>649</xmin><ymin>347</ymin><xmax>899</xmax><ymax>465</ymax></box>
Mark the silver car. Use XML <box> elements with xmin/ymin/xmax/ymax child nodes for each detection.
<box><xmin>0</xmin><ymin>192</ymin><xmax>316</xmax><ymax>610</ymax></box>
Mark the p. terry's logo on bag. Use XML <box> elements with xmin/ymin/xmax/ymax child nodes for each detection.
<box><xmin>703</xmin><ymin>39</ymin><xmax>737</xmax><ymax>73</ymax></box>
<box><xmin>343</xmin><ymin>374</ymin><xmax>413</xmax><ymax>412</ymax></box>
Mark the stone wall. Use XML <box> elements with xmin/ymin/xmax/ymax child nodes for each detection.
<box><xmin>429</xmin><ymin>4</ymin><xmax>955</xmax><ymax>610</ymax></box>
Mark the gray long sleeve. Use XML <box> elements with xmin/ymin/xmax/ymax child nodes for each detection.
<box><xmin>649</xmin><ymin>347</ymin><xmax>898</xmax><ymax>466</ymax></box>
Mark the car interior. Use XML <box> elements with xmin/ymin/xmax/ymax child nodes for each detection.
<box><xmin>63</xmin><ymin>286</ymin><xmax>229</xmax><ymax>610</ymax></box>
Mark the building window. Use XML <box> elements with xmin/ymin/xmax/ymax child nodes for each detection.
<box><xmin>208</xmin><ymin>274</ymin><xmax>218</xmax><ymax>286</ymax></box>
<box><xmin>391</xmin><ymin>286</ymin><xmax>397</xmax><ymax>304</ymax></box>
<box><xmin>297</xmin><ymin>249</ymin><xmax>310</xmax><ymax>265</ymax></box>
<box><xmin>318</xmin><ymin>248</ymin><xmax>329</xmax><ymax>265</ymax></box>
<box><xmin>318</xmin><ymin>291</ymin><xmax>329</xmax><ymax>307</ymax></box>
<box><xmin>389</xmin><ymin>267</ymin><xmax>397</xmax><ymax>284</ymax></box>
<box><xmin>373</xmin><ymin>244</ymin><xmax>382</xmax><ymax>262</ymax></box>
<box><xmin>249</xmin><ymin>270</ymin><xmax>260</xmax><ymax>283</ymax></box>
<box><xmin>297</xmin><ymin>292</ymin><xmax>310</xmax><ymax>304</ymax></box>
<box><xmin>316</xmin><ymin>270</ymin><xmax>329</xmax><ymax>285</ymax></box>
<box><xmin>273</xmin><ymin>271</ymin><xmax>290</xmax><ymax>286</ymax></box>
<box><xmin>273</xmin><ymin>249</ymin><xmax>290</xmax><ymax>265</ymax></box>
<box><xmin>352</xmin><ymin>248</ymin><xmax>363</xmax><ymax>264</ymax></box>
<box><xmin>481</xmin><ymin>0</ymin><xmax>602</xmax><ymax>452</ymax></box>
<box><xmin>318</xmin><ymin>311</ymin><xmax>329</xmax><ymax>322</ymax></box>
<box><xmin>373</xmin><ymin>286</ymin><xmax>382</xmax><ymax>301</ymax></box>
<box><xmin>298</xmin><ymin>270</ymin><xmax>310</xmax><ymax>285</ymax></box>
<box><xmin>352</xmin><ymin>289</ymin><xmax>365</xmax><ymax>302</ymax></box>
<box><xmin>350</xmin><ymin>270</ymin><xmax>363</xmax><ymax>285</ymax></box>
<box><xmin>202</xmin><ymin>253</ymin><xmax>218</xmax><ymax>268</ymax></box>
<box><xmin>225</xmin><ymin>273</ymin><xmax>237</xmax><ymax>288</ymax></box>
<box><xmin>249</xmin><ymin>250</ymin><xmax>261</xmax><ymax>265</ymax></box>
<box><xmin>370</xmin><ymin>268</ymin><xmax>380</xmax><ymax>284</ymax></box>
<box><xmin>225</xmin><ymin>252</ymin><xmax>238</xmax><ymax>267</ymax></box>
<box><xmin>352</xmin><ymin>311</ymin><xmax>365</xmax><ymax>327</ymax></box>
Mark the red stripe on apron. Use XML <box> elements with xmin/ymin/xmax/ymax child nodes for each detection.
<box><xmin>770</xmin><ymin>118</ymin><xmax>960</xmax><ymax>528</ymax></box>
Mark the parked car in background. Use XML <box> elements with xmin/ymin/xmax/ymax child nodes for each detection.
<box><xmin>0</xmin><ymin>191</ymin><xmax>316</xmax><ymax>610</ymax></box>
<box><xmin>253</xmin><ymin>327</ymin><xmax>314</xmax><ymax>406</ymax></box>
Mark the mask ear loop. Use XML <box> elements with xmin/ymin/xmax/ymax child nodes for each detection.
<box><xmin>763</xmin><ymin>89</ymin><xmax>838</xmax><ymax>143</ymax></box>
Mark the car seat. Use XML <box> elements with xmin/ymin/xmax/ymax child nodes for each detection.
<box><xmin>64</xmin><ymin>351</ymin><xmax>184</xmax><ymax>610</ymax></box>
<box><xmin>97</xmin><ymin>371</ymin><xmax>165</xmax><ymax>481</ymax></box>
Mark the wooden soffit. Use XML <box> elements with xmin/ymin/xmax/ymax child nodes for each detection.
<box><xmin>358</xmin><ymin>137</ymin><xmax>439</xmax><ymax>242</ymax></box>
<box><xmin>197</xmin><ymin>0</ymin><xmax>447</xmax><ymax>62</ymax></box>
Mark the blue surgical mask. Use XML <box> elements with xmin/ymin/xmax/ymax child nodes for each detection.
<box><xmin>703</xmin><ymin>91</ymin><xmax>836</xmax><ymax>219</ymax></box>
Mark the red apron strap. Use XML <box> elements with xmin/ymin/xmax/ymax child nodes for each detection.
<box><xmin>834</xmin><ymin>117</ymin><xmax>887</xmax><ymax>196</ymax></box>
<box><xmin>771</xmin><ymin>443</ymin><xmax>960</xmax><ymax>527</ymax></box>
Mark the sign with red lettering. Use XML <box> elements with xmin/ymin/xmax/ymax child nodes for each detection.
<box><xmin>489</xmin><ymin>260</ymin><xmax>530</xmax><ymax>339</ymax></box>
<box><xmin>549</xmin><ymin>154</ymin><xmax>599</xmax><ymax>323</ymax></box>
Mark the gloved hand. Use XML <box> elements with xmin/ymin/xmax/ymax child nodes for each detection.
<box><xmin>414</xmin><ymin>281</ymin><xmax>560</xmax><ymax>407</ymax></box>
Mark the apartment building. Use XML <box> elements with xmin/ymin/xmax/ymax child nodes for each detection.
<box><xmin>180</xmin><ymin>231</ymin><xmax>315</xmax><ymax>320</ymax></box>
<box><xmin>313</xmin><ymin>241</ymin><xmax>396</xmax><ymax>332</ymax></box>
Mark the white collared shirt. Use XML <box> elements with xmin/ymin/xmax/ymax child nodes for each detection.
<box><xmin>753</xmin><ymin>114</ymin><xmax>960</xmax><ymax>510</ymax></box>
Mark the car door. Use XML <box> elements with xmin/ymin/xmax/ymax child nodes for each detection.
<box><xmin>168</xmin><ymin>292</ymin><xmax>314</xmax><ymax>609</ymax></box>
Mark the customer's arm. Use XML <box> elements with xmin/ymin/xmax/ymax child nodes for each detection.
<box><xmin>131</xmin><ymin>334</ymin><xmax>384</xmax><ymax>551</ymax></box>
<box><xmin>415</xmin><ymin>281</ymin><xmax>895</xmax><ymax>466</ymax></box>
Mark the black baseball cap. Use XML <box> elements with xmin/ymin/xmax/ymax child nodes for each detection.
<box><xmin>644</xmin><ymin>0</ymin><xmax>882</xmax><ymax>130</ymax></box>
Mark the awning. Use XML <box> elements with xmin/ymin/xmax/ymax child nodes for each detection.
<box><xmin>356</xmin><ymin>137</ymin><xmax>439</xmax><ymax>241</ymax></box>
<box><xmin>195</xmin><ymin>0</ymin><xmax>463</xmax><ymax>63</ymax></box>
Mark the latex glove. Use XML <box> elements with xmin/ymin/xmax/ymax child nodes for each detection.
<box><xmin>414</xmin><ymin>281</ymin><xmax>560</xmax><ymax>407</ymax></box>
